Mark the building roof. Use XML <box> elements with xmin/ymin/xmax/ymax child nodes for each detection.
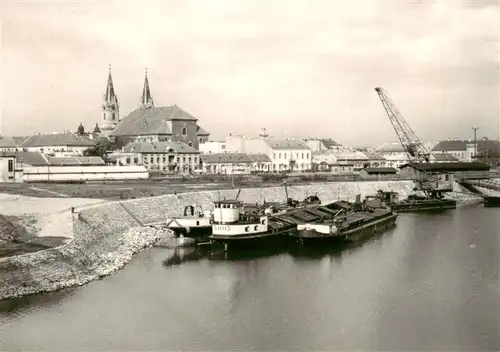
<box><xmin>19</xmin><ymin>133</ymin><xmax>95</xmax><ymax>148</ymax></box>
<box><xmin>0</xmin><ymin>136</ymin><xmax>18</xmax><ymax>148</ymax></box>
<box><xmin>13</xmin><ymin>136</ymin><xmax>29</xmax><ymax>145</ymax></box>
<box><xmin>375</xmin><ymin>142</ymin><xmax>405</xmax><ymax>153</ymax></box>
<box><xmin>201</xmin><ymin>153</ymin><xmax>270</xmax><ymax>164</ymax></box>
<box><xmin>400</xmin><ymin>162</ymin><xmax>490</xmax><ymax>172</ymax></box>
<box><xmin>361</xmin><ymin>167</ymin><xmax>398</xmax><ymax>174</ymax></box>
<box><xmin>263</xmin><ymin>138</ymin><xmax>310</xmax><ymax>150</ymax></box>
<box><xmin>47</xmin><ymin>156</ymin><xmax>105</xmax><ymax>166</ymax></box>
<box><xmin>320</xmin><ymin>138</ymin><xmax>340</xmax><ymax>148</ymax></box>
<box><xmin>123</xmin><ymin>141</ymin><xmax>199</xmax><ymax>154</ymax></box>
<box><xmin>111</xmin><ymin>105</ymin><xmax>208</xmax><ymax>137</ymax></box>
<box><xmin>432</xmin><ymin>140</ymin><xmax>467</xmax><ymax>151</ymax></box>
<box><xmin>430</xmin><ymin>152</ymin><xmax>459</xmax><ymax>162</ymax></box>
<box><xmin>14</xmin><ymin>151</ymin><xmax>49</xmax><ymax>166</ymax></box>
<box><xmin>196</xmin><ymin>125</ymin><xmax>210</xmax><ymax>136</ymax></box>
<box><xmin>363</xmin><ymin>152</ymin><xmax>386</xmax><ymax>160</ymax></box>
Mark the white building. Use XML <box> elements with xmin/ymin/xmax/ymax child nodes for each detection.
<box><xmin>0</xmin><ymin>152</ymin><xmax>21</xmax><ymax>182</ymax></box>
<box><xmin>225</xmin><ymin>135</ymin><xmax>311</xmax><ymax>172</ymax></box>
<box><xmin>431</xmin><ymin>140</ymin><xmax>475</xmax><ymax>162</ymax></box>
<box><xmin>199</xmin><ymin>141</ymin><xmax>227</xmax><ymax>154</ymax></box>
<box><xmin>201</xmin><ymin>153</ymin><xmax>271</xmax><ymax>174</ymax></box>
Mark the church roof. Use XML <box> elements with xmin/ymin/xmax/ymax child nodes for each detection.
<box><xmin>19</xmin><ymin>133</ymin><xmax>95</xmax><ymax>147</ymax></box>
<box><xmin>111</xmin><ymin>106</ymin><xmax>200</xmax><ymax>136</ymax></box>
<box><xmin>123</xmin><ymin>141</ymin><xmax>199</xmax><ymax>154</ymax></box>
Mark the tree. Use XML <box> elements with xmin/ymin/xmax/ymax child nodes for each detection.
<box><xmin>83</xmin><ymin>139</ymin><xmax>114</xmax><ymax>160</ymax></box>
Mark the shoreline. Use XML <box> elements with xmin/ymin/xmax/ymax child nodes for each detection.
<box><xmin>0</xmin><ymin>179</ymin><xmax>487</xmax><ymax>301</ymax></box>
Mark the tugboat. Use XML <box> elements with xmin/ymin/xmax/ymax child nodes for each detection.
<box><xmin>372</xmin><ymin>190</ymin><xmax>456</xmax><ymax>212</ymax></box>
<box><xmin>209</xmin><ymin>196</ymin><xmax>330</xmax><ymax>252</ymax></box>
<box><xmin>293</xmin><ymin>194</ymin><xmax>398</xmax><ymax>245</ymax></box>
<box><xmin>164</xmin><ymin>205</ymin><xmax>213</xmax><ymax>237</ymax></box>
<box><xmin>209</xmin><ymin>199</ymin><xmax>279</xmax><ymax>251</ymax></box>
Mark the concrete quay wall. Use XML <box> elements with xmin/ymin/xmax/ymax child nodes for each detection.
<box><xmin>0</xmin><ymin>180</ymin><xmax>416</xmax><ymax>301</ymax></box>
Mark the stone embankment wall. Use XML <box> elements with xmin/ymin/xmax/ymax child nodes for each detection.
<box><xmin>0</xmin><ymin>180</ymin><xmax>428</xmax><ymax>301</ymax></box>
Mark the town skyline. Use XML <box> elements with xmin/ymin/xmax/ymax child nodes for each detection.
<box><xmin>2</xmin><ymin>0</ymin><xmax>499</xmax><ymax>146</ymax></box>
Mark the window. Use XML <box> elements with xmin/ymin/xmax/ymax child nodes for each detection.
<box><xmin>188</xmin><ymin>141</ymin><xmax>193</xmax><ymax>147</ymax></box>
<box><xmin>181</xmin><ymin>127</ymin><xmax>188</xmax><ymax>136</ymax></box>
<box><xmin>150</xmin><ymin>157</ymin><xmax>154</xmax><ymax>163</ymax></box>
<box><xmin>125</xmin><ymin>157</ymin><xmax>130</xmax><ymax>164</ymax></box>
<box><xmin>162</xmin><ymin>157</ymin><xmax>166</xmax><ymax>163</ymax></box>
<box><xmin>8</xmin><ymin>160</ymin><xmax>13</xmax><ymax>172</ymax></box>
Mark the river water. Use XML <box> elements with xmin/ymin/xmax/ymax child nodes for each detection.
<box><xmin>1</xmin><ymin>206</ymin><xmax>499</xmax><ymax>351</ymax></box>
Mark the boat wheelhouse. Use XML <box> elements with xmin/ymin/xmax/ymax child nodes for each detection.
<box><xmin>210</xmin><ymin>200</ymin><xmax>272</xmax><ymax>250</ymax></box>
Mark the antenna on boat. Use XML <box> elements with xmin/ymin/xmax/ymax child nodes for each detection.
<box><xmin>217</xmin><ymin>188</ymin><xmax>223</xmax><ymax>223</ymax></box>
<box><xmin>283</xmin><ymin>180</ymin><xmax>289</xmax><ymax>203</ymax></box>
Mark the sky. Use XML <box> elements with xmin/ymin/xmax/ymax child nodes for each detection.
<box><xmin>2</xmin><ymin>0</ymin><xmax>499</xmax><ymax>147</ymax></box>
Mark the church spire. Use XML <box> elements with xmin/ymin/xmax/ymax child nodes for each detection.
<box><xmin>100</xmin><ymin>64</ymin><xmax>120</xmax><ymax>136</ymax></box>
<box><xmin>105</xmin><ymin>64</ymin><xmax>118</xmax><ymax>104</ymax></box>
<box><xmin>140</xmin><ymin>68</ymin><xmax>154</xmax><ymax>109</ymax></box>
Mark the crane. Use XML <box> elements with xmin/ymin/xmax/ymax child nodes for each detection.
<box><xmin>374</xmin><ymin>87</ymin><xmax>449</xmax><ymax>197</ymax></box>
<box><xmin>374</xmin><ymin>87</ymin><xmax>430</xmax><ymax>163</ymax></box>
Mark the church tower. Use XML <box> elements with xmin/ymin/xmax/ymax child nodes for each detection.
<box><xmin>140</xmin><ymin>68</ymin><xmax>154</xmax><ymax>109</ymax></box>
<box><xmin>100</xmin><ymin>65</ymin><xmax>120</xmax><ymax>137</ymax></box>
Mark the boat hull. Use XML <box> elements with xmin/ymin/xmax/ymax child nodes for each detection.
<box><xmin>169</xmin><ymin>226</ymin><xmax>212</xmax><ymax>238</ymax></box>
<box><xmin>209</xmin><ymin>231</ymin><xmax>292</xmax><ymax>251</ymax></box>
<box><xmin>483</xmin><ymin>196</ymin><xmax>500</xmax><ymax>208</ymax></box>
<box><xmin>292</xmin><ymin>213</ymin><xmax>398</xmax><ymax>245</ymax></box>
<box><xmin>392</xmin><ymin>199</ymin><xmax>456</xmax><ymax>213</ymax></box>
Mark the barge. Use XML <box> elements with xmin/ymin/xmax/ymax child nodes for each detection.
<box><xmin>293</xmin><ymin>195</ymin><xmax>398</xmax><ymax>245</ymax></box>
<box><xmin>373</xmin><ymin>190</ymin><xmax>456</xmax><ymax>212</ymax></box>
<box><xmin>209</xmin><ymin>199</ymin><xmax>342</xmax><ymax>251</ymax></box>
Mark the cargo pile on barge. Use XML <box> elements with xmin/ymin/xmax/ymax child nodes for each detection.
<box><xmin>371</xmin><ymin>190</ymin><xmax>456</xmax><ymax>212</ymax></box>
<box><xmin>293</xmin><ymin>194</ymin><xmax>398</xmax><ymax>245</ymax></box>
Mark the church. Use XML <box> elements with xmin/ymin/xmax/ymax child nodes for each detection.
<box><xmin>97</xmin><ymin>66</ymin><xmax>210</xmax><ymax>150</ymax></box>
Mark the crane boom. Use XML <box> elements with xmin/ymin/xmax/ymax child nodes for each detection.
<box><xmin>374</xmin><ymin>87</ymin><xmax>430</xmax><ymax>163</ymax></box>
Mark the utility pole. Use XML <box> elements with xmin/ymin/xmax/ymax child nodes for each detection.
<box><xmin>472</xmin><ymin>127</ymin><xmax>479</xmax><ymax>162</ymax></box>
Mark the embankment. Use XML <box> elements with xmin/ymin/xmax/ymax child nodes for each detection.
<box><xmin>0</xmin><ymin>180</ymin><xmax>427</xmax><ymax>301</ymax></box>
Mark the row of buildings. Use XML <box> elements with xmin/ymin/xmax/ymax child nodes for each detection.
<box><xmin>1</xmin><ymin>66</ymin><xmax>499</xmax><ymax>182</ymax></box>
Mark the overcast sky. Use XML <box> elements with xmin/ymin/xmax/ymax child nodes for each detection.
<box><xmin>2</xmin><ymin>0</ymin><xmax>499</xmax><ymax>146</ymax></box>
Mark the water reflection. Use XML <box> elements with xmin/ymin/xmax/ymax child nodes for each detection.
<box><xmin>0</xmin><ymin>288</ymin><xmax>76</xmax><ymax>320</ymax></box>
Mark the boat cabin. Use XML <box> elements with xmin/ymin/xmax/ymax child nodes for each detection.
<box><xmin>213</xmin><ymin>199</ymin><xmax>243</xmax><ymax>224</ymax></box>
<box><xmin>364</xmin><ymin>190</ymin><xmax>400</xmax><ymax>208</ymax></box>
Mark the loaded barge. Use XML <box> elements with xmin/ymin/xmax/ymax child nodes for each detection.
<box><xmin>293</xmin><ymin>195</ymin><xmax>398</xmax><ymax>245</ymax></box>
<box><xmin>209</xmin><ymin>198</ymin><xmax>343</xmax><ymax>251</ymax></box>
<box><xmin>372</xmin><ymin>190</ymin><xmax>456</xmax><ymax>212</ymax></box>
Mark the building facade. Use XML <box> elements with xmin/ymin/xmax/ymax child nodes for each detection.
<box><xmin>225</xmin><ymin>135</ymin><xmax>311</xmax><ymax>172</ymax></box>
<box><xmin>199</xmin><ymin>141</ymin><xmax>227</xmax><ymax>154</ymax></box>
<box><xmin>114</xmin><ymin>141</ymin><xmax>200</xmax><ymax>173</ymax></box>
<box><xmin>201</xmin><ymin>153</ymin><xmax>271</xmax><ymax>174</ymax></box>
